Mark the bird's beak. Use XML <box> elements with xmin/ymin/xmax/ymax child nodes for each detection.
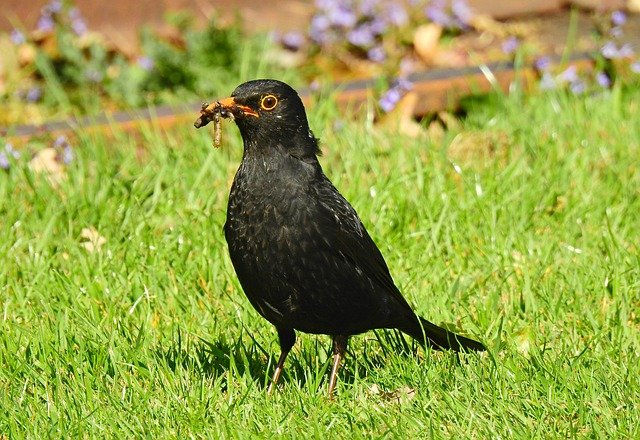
<box><xmin>194</xmin><ymin>96</ymin><xmax>259</xmax><ymax>129</ymax></box>
<box><xmin>206</xmin><ymin>97</ymin><xmax>259</xmax><ymax>118</ymax></box>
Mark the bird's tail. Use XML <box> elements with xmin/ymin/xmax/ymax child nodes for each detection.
<box><xmin>400</xmin><ymin>315</ymin><xmax>485</xmax><ymax>352</ymax></box>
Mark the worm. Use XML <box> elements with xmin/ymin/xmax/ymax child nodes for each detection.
<box><xmin>213</xmin><ymin>102</ymin><xmax>222</xmax><ymax>148</ymax></box>
<box><xmin>195</xmin><ymin>101</ymin><xmax>231</xmax><ymax>149</ymax></box>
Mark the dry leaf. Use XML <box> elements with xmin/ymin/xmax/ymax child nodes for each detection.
<box><xmin>18</xmin><ymin>44</ymin><xmax>37</xmax><ymax>66</ymax></box>
<box><xmin>369</xmin><ymin>384</ymin><xmax>417</xmax><ymax>404</ymax></box>
<box><xmin>514</xmin><ymin>326</ymin><xmax>535</xmax><ymax>357</ymax></box>
<box><xmin>80</xmin><ymin>227</ymin><xmax>107</xmax><ymax>253</ymax></box>
<box><xmin>437</xmin><ymin>111</ymin><xmax>460</xmax><ymax>130</ymax></box>
<box><xmin>469</xmin><ymin>14</ymin><xmax>535</xmax><ymax>39</ymax></box>
<box><xmin>414</xmin><ymin>23</ymin><xmax>442</xmax><ymax>64</ymax></box>
<box><xmin>447</xmin><ymin>130</ymin><xmax>511</xmax><ymax>168</ymax></box>
<box><xmin>427</xmin><ymin>120</ymin><xmax>446</xmax><ymax>145</ymax></box>
<box><xmin>29</xmin><ymin>148</ymin><xmax>66</xmax><ymax>185</ymax></box>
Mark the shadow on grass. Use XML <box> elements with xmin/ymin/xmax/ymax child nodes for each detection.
<box><xmin>280</xmin><ymin>329</ymin><xmax>425</xmax><ymax>391</ymax></box>
<box><xmin>154</xmin><ymin>330</ymin><xmax>268</xmax><ymax>390</ymax></box>
<box><xmin>154</xmin><ymin>328</ymin><xmax>455</xmax><ymax>392</ymax></box>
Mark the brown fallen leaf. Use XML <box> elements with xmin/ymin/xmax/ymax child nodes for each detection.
<box><xmin>29</xmin><ymin>147</ymin><xmax>66</xmax><ymax>185</ymax></box>
<box><xmin>427</xmin><ymin>120</ymin><xmax>446</xmax><ymax>145</ymax></box>
<box><xmin>369</xmin><ymin>384</ymin><xmax>417</xmax><ymax>404</ymax></box>
<box><xmin>447</xmin><ymin>130</ymin><xmax>511</xmax><ymax>168</ymax></box>
<box><xmin>437</xmin><ymin>111</ymin><xmax>461</xmax><ymax>130</ymax></box>
<box><xmin>80</xmin><ymin>227</ymin><xmax>107</xmax><ymax>253</ymax></box>
<box><xmin>18</xmin><ymin>44</ymin><xmax>37</xmax><ymax>67</ymax></box>
<box><xmin>413</xmin><ymin>23</ymin><xmax>442</xmax><ymax>65</ymax></box>
<box><xmin>514</xmin><ymin>326</ymin><xmax>535</xmax><ymax>357</ymax></box>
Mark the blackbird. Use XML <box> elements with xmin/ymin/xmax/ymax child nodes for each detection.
<box><xmin>195</xmin><ymin>79</ymin><xmax>485</xmax><ymax>396</ymax></box>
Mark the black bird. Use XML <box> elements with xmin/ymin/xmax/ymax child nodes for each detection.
<box><xmin>195</xmin><ymin>79</ymin><xmax>485</xmax><ymax>396</ymax></box>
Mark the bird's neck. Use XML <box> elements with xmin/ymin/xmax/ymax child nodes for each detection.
<box><xmin>239</xmin><ymin>124</ymin><xmax>320</xmax><ymax>163</ymax></box>
<box><xmin>237</xmin><ymin>136</ymin><xmax>322</xmax><ymax>187</ymax></box>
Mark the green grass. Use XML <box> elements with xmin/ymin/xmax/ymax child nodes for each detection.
<box><xmin>1</xmin><ymin>84</ymin><xmax>639</xmax><ymax>438</ymax></box>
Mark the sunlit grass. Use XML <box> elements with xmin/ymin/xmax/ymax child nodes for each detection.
<box><xmin>1</xmin><ymin>85</ymin><xmax>639</xmax><ymax>438</ymax></box>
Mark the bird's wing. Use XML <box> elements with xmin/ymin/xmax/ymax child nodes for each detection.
<box><xmin>313</xmin><ymin>177</ymin><xmax>414</xmax><ymax>312</ymax></box>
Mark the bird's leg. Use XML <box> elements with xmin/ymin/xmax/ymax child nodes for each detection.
<box><xmin>267</xmin><ymin>350</ymin><xmax>289</xmax><ymax>395</ymax></box>
<box><xmin>267</xmin><ymin>328</ymin><xmax>296</xmax><ymax>395</ymax></box>
<box><xmin>327</xmin><ymin>335</ymin><xmax>348</xmax><ymax>398</ymax></box>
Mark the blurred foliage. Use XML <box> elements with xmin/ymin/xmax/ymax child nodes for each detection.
<box><xmin>0</xmin><ymin>1</ymin><xmax>281</xmax><ymax>125</ymax></box>
<box><xmin>1</xmin><ymin>0</ymin><xmax>640</xmax><ymax>125</ymax></box>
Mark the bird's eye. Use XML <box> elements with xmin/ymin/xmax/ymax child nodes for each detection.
<box><xmin>260</xmin><ymin>95</ymin><xmax>278</xmax><ymax>111</ymax></box>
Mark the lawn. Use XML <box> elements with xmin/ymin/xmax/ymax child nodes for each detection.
<box><xmin>1</xmin><ymin>84</ymin><xmax>639</xmax><ymax>438</ymax></box>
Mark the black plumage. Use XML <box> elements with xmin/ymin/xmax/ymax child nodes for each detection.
<box><xmin>195</xmin><ymin>79</ymin><xmax>485</xmax><ymax>395</ymax></box>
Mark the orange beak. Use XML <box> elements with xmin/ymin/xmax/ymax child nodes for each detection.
<box><xmin>194</xmin><ymin>96</ymin><xmax>259</xmax><ymax>129</ymax></box>
<box><xmin>204</xmin><ymin>97</ymin><xmax>259</xmax><ymax>118</ymax></box>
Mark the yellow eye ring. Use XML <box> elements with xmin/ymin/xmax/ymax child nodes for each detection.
<box><xmin>260</xmin><ymin>95</ymin><xmax>278</xmax><ymax>110</ymax></box>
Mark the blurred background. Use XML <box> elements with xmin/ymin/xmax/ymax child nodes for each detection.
<box><xmin>1</xmin><ymin>1</ymin><xmax>639</xmax><ymax>140</ymax></box>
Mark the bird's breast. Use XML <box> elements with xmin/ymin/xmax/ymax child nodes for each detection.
<box><xmin>224</xmin><ymin>156</ymin><xmax>322</xmax><ymax>274</ymax></box>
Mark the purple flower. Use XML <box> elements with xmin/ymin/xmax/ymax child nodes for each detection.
<box><xmin>315</xmin><ymin>0</ymin><xmax>336</xmax><ymax>8</ymax></box>
<box><xmin>67</xmin><ymin>8</ymin><xmax>88</xmax><ymax>35</ymax></box>
<box><xmin>45</xmin><ymin>0</ymin><xmax>63</xmax><ymax>14</ymax></box>
<box><xmin>426</xmin><ymin>1</ymin><xmax>454</xmax><ymax>28</ymax></box>
<box><xmin>570</xmin><ymin>79</ymin><xmax>586</xmax><ymax>95</ymax></box>
<box><xmin>501</xmin><ymin>37</ymin><xmax>519</xmax><ymax>54</ymax></box>
<box><xmin>281</xmin><ymin>31</ymin><xmax>305</xmax><ymax>51</ymax></box>
<box><xmin>310</xmin><ymin>15</ymin><xmax>331</xmax><ymax>44</ymax></box>
<box><xmin>379</xmin><ymin>88</ymin><xmax>402</xmax><ymax>112</ymax></box>
<box><xmin>347</xmin><ymin>25</ymin><xmax>375</xmax><ymax>47</ymax></box>
<box><xmin>631</xmin><ymin>61</ymin><xmax>640</xmax><ymax>73</ymax></box>
<box><xmin>534</xmin><ymin>56</ymin><xmax>551</xmax><ymax>72</ymax></box>
<box><xmin>367</xmin><ymin>46</ymin><xmax>386</xmax><ymax>63</ymax></box>
<box><xmin>399</xmin><ymin>57</ymin><xmax>415</xmax><ymax>76</ymax></box>
<box><xmin>36</xmin><ymin>14</ymin><xmax>55</xmax><ymax>33</ymax></box>
<box><xmin>10</xmin><ymin>29</ymin><xmax>26</xmax><ymax>45</ymax></box>
<box><xmin>0</xmin><ymin>144</ymin><xmax>20</xmax><ymax>170</ymax></box>
<box><xmin>68</xmin><ymin>7</ymin><xmax>82</xmax><ymax>20</ymax></box>
<box><xmin>379</xmin><ymin>78</ymin><xmax>413</xmax><ymax>112</ymax></box>
<box><xmin>611</xmin><ymin>10</ymin><xmax>626</xmax><ymax>27</ymax></box>
<box><xmin>396</xmin><ymin>77</ymin><xmax>413</xmax><ymax>92</ymax></box>
<box><xmin>6</xmin><ymin>143</ymin><xmax>20</xmax><ymax>159</ymax></box>
<box><xmin>596</xmin><ymin>72</ymin><xmax>611</xmax><ymax>88</ymax></box>
<box><xmin>53</xmin><ymin>135</ymin><xmax>69</xmax><ymax>148</ymax></box>
<box><xmin>358</xmin><ymin>0</ymin><xmax>379</xmax><ymax>16</ymax></box>
<box><xmin>309</xmin><ymin>80</ymin><xmax>321</xmax><ymax>91</ymax></box>
<box><xmin>558</xmin><ymin>66</ymin><xmax>578</xmax><ymax>83</ymax></box>
<box><xmin>53</xmin><ymin>136</ymin><xmax>73</xmax><ymax>164</ymax></box>
<box><xmin>0</xmin><ymin>153</ymin><xmax>9</xmax><ymax>170</ymax></box>
<box><xmin>327</xmin><ymin>5</ymin><xmax>356</xmax><ymax>28</ymax></box>
<box><xmin>61</xmin><ymin>145</ymin><xmax>74</xmax><ymax>164</ymax></box>
<box><xmin>601</xmin><ymin>42</ymin><xmax>618</xmax><ymax>59</ymax></box>
<box><xmin>72</xmin><ymin>18</ymin><xmax>88</xmax><ymax>36</ymax></box>
<box><xmin>369</xmin><ymin>17</ymin><xmax>387</xmax><ymax>35</ymax></box>
<box><xmin>26</xmin><ymin>87</ymin><xmax>42</xmax><ymax>103</ymax></box>
<box><xmin>600</xmin><ymin>42</ymin><xmax>633</xmax><ymax>59</ymax></box>
<box><xmin>386</xmin><ymin>3</ymin><xmax>408</xmax><ymax>26</ymax></box>
<box><xmin>452</xmin><ymin>0</ymin><xmax>473</xmax><ymax>27</ymax></box>
<box><xmin>137</xmin><ymin>56</ymin><xmax>155</xmax><ymax>71</ymax></box>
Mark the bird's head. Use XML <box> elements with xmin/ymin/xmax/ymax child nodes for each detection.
<box><xmin>196</xmin><ymin>79</ymin><xmax>320</xmax><ymax>160</ymax></box>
